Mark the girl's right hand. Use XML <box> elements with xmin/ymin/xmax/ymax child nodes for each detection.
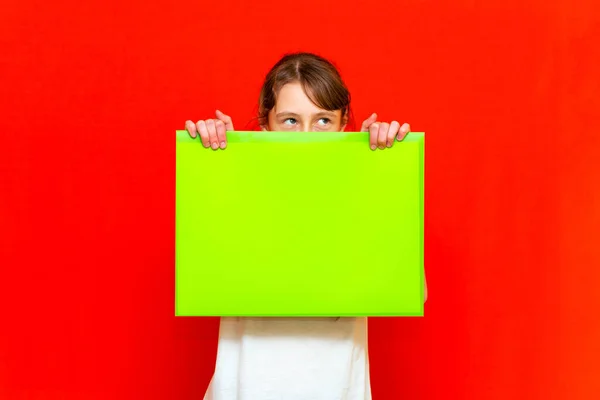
<box><xmin>185</xmin><ymin>110</ymin><xmax>235</xmax><ymax>150</ymax></box>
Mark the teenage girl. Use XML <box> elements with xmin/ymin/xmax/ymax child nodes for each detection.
<box><xmin>185</xmin><ymin>52</ymin><xmax>428</xmax><ymax>400</ymax></box>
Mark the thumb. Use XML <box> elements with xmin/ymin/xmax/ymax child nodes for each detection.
<box><xmin>215</xmin><ymin>110</ymin><xmax>235</xmax><ymax>131</ymax></box>
<box><xmin>360</xmin><ymin>113</ymin><xmax>377</xmax><ymax>132</ymax></box>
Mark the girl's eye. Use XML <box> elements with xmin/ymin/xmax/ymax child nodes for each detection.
<box><xmin>317</xmin><ymin>118</ymin><xmax>331</xmax><ymax>126</ymax></box>
<box><xmin>283</xmin><ymin>118</ymin><xmax>297</xmax><ymax>125</ymax></box>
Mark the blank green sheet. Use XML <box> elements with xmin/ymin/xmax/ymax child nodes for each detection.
<box><xmin>175</xmin><ymin>130</ymin><xmax>424</xmax><ymax>317</ymax></box>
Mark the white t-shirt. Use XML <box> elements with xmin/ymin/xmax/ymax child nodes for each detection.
<box><xmin>204</xmin><ymin>317</ymin><xmax>372</xmax><ymax>400</ymax></box>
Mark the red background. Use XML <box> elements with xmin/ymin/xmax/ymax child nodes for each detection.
<box><xmin>1</xmin><ymin>0</ymin><xmax>599</xmax><ymax>398</ymax></box>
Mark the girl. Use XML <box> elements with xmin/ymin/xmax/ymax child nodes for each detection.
<box><xmin>185</xmin><ymin>52</ymin><xmax>428</xmax><ymax>400</ymax></box>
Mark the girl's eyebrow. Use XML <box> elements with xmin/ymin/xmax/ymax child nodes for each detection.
<box><xmin>314</xmin><ymin>111</ymin><xmax>337</xmax><ymax>118</ymax></box>
<box><xmin>275</xmin><ymin>111</ymin><xmax>300</xmax><ymax>118</ymax></box>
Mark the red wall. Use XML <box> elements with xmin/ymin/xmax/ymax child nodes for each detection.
<box><xmin>1</xmin><ymin>0</ymin><xmax>599</xmax><ymax>398</ymax></box>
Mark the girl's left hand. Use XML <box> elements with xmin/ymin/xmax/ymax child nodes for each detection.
<box><xmin>360</xmin><ymin>113</ymin><xmax>411</xmax><ymax>151</ymax></box>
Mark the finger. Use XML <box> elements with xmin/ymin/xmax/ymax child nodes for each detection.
<box><xmin>185</xmin><ymin>120</ymin><xmax>198</xmax><ymax>138</ymax></box>
<box><xmin>360</xmin><ymin>113</ymin><xmax>378</xmax><ymax>132</ymax></box>
<box><xmin>369</xmin><ymin>123</ymin><xmax>379</xmax><ymax>150</ymax></box>
<box><xmin>206</xmin><ymin>119</ymin><xmax>219</xmax><ymax>150</ymax></box>
<box><xmin>377</xmin><ymin>123</ymin><xmax>389</xmax><ymax>149</ymax></box>
<box><xmin>215</xmin><ymin>119</ymin><xmax>227</xmax><ymax>149</ymax></box>
<box><xmin>216</xmin><ymin>110</ymin><xmax>235</xmax><ymax>131</ymax></box>
<box><xmin>196</xmin><ymin>121</ymin><xmax>210</xmax><ymax>148</ymax></box>
<box><xmin>396</xmin><ymin>123</ymin><xmax>411</xmax><ymax>141</ymax></box>
<box><xmin>387</xmin><ymin>121</ymin><xmax>400</xmax><ymax>147</ymax></box>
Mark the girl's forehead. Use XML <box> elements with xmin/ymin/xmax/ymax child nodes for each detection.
<box><xmin>273</xmin><ymin>83</ymin><xmax>337</xmax><ymax>115</ymax></box>
<box><xmin>275</xmin><ymin>83</ymin><xmax>312</xmax><ymax>106</ymax></box>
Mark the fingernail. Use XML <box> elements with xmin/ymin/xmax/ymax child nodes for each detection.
<box><xmin>387</xmin><ymin>142</ymin><xmax>392</xmax><ymax>148</ymax></box>
<box><xmin>220</xmin><ymin>141</ymin><xmax>226</xmax><ymax>149</ymax></box>
<box><xmin>211</xmin><ymin>143</ymin><xmax>218</xmax><ymax>150</ymax></box>
<box><xmin>370</xmin><ymin>145</ymin><xmax>377</xmax><ymax>150</ymax></box>
<box><xmin>378</xmin><ymin>145</ymin><xmax>385</xmax><ymax>150</ymax></box>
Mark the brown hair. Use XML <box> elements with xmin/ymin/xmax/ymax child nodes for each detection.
<box><xmin>257</xmin><ymin>52</ymin><xmax>353</xmax><ymax>128</ymax></box>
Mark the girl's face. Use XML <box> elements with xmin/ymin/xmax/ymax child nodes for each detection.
<box><xmin>264</xmin><ymin>82</ymin><xmax>347</xmax><ymax>132</ymax></box>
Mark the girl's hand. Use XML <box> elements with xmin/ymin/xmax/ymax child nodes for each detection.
<box><xmin>360</xmin><ymin>113</ymin><xmax>411</xmax><ymax>151</ymax></box>
<box><xmin>185</xmin><ymin>110</ymin><xmax>235</xmax><ymax>150</ymax></box>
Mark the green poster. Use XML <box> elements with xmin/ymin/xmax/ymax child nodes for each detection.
<box><xmin>175</xmin><ymin>130</ymin><xmax>424</xmax><ymax>317</ymax></box>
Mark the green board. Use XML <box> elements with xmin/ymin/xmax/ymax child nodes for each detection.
<box><xmin>175</xmin><ymin>130</ymin><xmax>424</xmax><ymax>317</ymax></box>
